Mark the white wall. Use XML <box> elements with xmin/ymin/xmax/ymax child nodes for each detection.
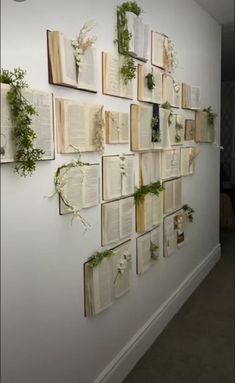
<box><xmin>1</xmin><ymin>1</ymin><xmax>221</xmax><ymax>383</ymax></box>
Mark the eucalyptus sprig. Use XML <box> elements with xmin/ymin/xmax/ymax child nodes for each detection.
<box><xmin>0</xmin><ymin>68</ymin><xmax>44</xmax><ymax>177</ymax></box>
<box><xmin>182</xmin><ymin>204</ymin><xmax>195</xmax><ymax>223</ymax></box>
<box><xmin>88</xmin><ymin>249</ymin><xmax>114</xmax><ymax>268</ymax></box>
<box><xmin>134</xmin><ymin>181</ymin><xmax>164</xmax><ymax>204</ymax></box>
<box><xmin>150</xmin><ymin>241</ymin><xmax>159</xmax><ymax>260</ymax></box>
<box><xmin>203</xmin><ymin>106</ymin><xmax>217</xmax><ymax>127</ymax></box>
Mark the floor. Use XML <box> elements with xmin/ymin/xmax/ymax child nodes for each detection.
<box><xmin>123</xmin><ymin>230</ymin><xmax>234</xmax><ymax>383</ymax></box>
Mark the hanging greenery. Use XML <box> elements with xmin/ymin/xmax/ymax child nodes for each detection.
<box><xmin>116</xmin><ymin>1</ymin><xmax>143</xmax><ymax>84</ymax></box>
<box><xmin>134</xmin><ymin>181</ymin><xmax>164</xmax><ymax>204</ymax></box>
<box><xmin>203</xmin><ymin>106</ymin><xmax>217</xmax><ymax>127</ymax></box>
<box><xmin>161</xmin><ymin>101</ymin><xmax>174</xmax><ymax>125</ymax></box>
<box><xmin>151</xmin><ymin>116</ymin><xmax>161</xmax><ymax>142</ymax></box>
<box><xmin>54</xmin><ymin>159</ymin><xmax>91</xmax><ymax>229</ymax></box>
<box><xmin>150</xmin><ymin>241</ymin><xmax>159</xmax><ymax>260</ymax></box>
<box><xmin>0</xmin><ymin>68</ymin><xmax>44</xmax><ymax>177</ymax></box>
<box><xmin>145</xmin><ymin>71</ymin><xmax>156</xmax><ymax>90</ymax></box>
<box><xmin>182</xmin><ymin>204</ymin><xmax>195</xmax><ymax>222</ymax></box>
<box><xmin>88</xmin><ymin>249</ymin><xmax>114</xmax><ymax>268</ymax></box>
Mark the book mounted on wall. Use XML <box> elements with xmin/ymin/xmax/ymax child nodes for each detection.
<box><xmin>55</xmin><ymin>98</ymin><xmax>103</xmax><ymax>153</ymax></box>
<box><xmin>161</xmin><ymin>148</ymin><xmax>181</xmax><ymax>180</ymax></box>
<box><xmin>180</xmin><ymin>147</ymin><xmax>197</xmax><ymax>176</ymax></box>
<box><xmin>102</xmin><ymin>52</ymin><xmax>134</xmax><ymax>99</ymax></box>
<box><xmin>59</xmin><ymin>163</ymin><xmax>100</xmax><ymax>215</ymax></box>
<box><xmin>102</xmin><ymin>154</ymin><xmax>135</xmax><ymax>201</ymax></box>
<box><xmin>105</xmin><ymin>110</ymin><xmax>129</xmax><ymax>144</ymax></box>
<box><xmin>47</xmin><ymin>30</ymin><xmax>97</xmax><ymax>92</ymax></box>
<box><xmin>136</xmin><ymin>192</ymin><xmax>163</xmax><ymax>234</ymax></box>
<box><xmin>84</xmin><ymin>240</ymin><xmax>132</xmax><ymax>317</ymax></box>
<box><xmin>136</xmin><ymin>226</ymin><xmax>161</xmax><ymax>275</ymax></box>
<box><xmin>195</xmin><ymin>111</ymin><xmax>214</xmax><ymax>143</ymax></box>
<box><xmin>0</xmin><ymin>84</ymin><xmax>55</xmax><ymax>163</ymax></box>
<box><xmin>163</xmin><ymin>75</ymin><xmax>181</xmax><ymax>108</ymax></box>
<box><xmin>151</xmin><ymin>31</ymin><xmax>175</xmax><ymax>73</ymax></box>
<box><xmin>164</xmin><ymin>208</ymin><xmax>185</xmax><ymax>257</ymax></box>
<box><xmin>185</xmin><ymin>119</ymin><xmax>196</xmax><ymax>141</ymax></box>
<box><xmin>118</xmin><ymin>11</ymin><xmax>149</xmax><ymax>62</ymax></box>
<box><xmin>182</xmin><ymin>83</ymin><xmax>200</xmax><ymax>110</ymax></box>
<box><xmin>168</xmin><ymin>114</ymin><xmax>185</xmax><ymax>146</ymax></box>
<box><xmin>101</xmin><ymin>196</ymin><xmax>134</xmax><ymax>246</ymax></box>
<box><xmin>137</xmin><ymin>64</ymin><xmax>163</xmax><ymax>104</ymax></box>
<box><xmin>139</xmin><ymin>151</ymin><xmax>162</xmax><ymax>187</ymax></box>
<box><xmin>130</xmin><ymin>104</ymin><xmax>171</xmax><ymax>151</ymax></box>
<box><xmin>163</xmin><ymin>177</ymin><xmax>182</xmax><ymax>215</ymax></box>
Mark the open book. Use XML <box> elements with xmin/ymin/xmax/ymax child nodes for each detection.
<box><xmin>102</xmin><ymin>155</ymin><xmax>135</xmax><ymax>201</ymax></box>
<box><xmin>56</xmin><ymin>98</ymin><xmax>103</xmax><ymax>153</ymax></box>
<box><xmin>136</xmin><ymin>193</ymin><xmax>163</xmax><ymax>233</ymax></box>
<box><xmin>131</xmin><ymin>104</ymin><xmax>171</xmax><ymax>151</ymax></box>
<box><xmin>163</xmin><ymin>75</ymin><xmax>181</xmax><ymax>108</ymax></box>
<box><xmin>47</xmin><ymin>30</ymin><xmax>97</xmax><ymax>92</ymax></box>
<box><xmin>105</xmin><ymin>110</ymin><xmax>129</xmax><ymax>144</ymax></box>
<box><xmin>102</xmin><ymin>52</ymin><xmax>134</xmax><ymax>99</ymax></box>
<box><xmin>195</xmin><ymin>111</ymin><xmax>214</xmax><ymax>142</ymax></box>
<box><xmin>1</xmin><ymin>84</ymin><xmax>54</xmax><ymax>163</ymax></box>
<box><xmin>185</xmin><ymin>119</ymin><xmax>195</xmax><ymax>141</ymax></box>
<box><xmin>163</xmin><ymin>178</ymin><xmax>182</xmax><ymax>214</ymax></box>
<box><xmin>102</xmin><ymin>197</ymin><xmax>134</xmax><ymax>246</ymax></box>
<box><xmin>151</xmin><ymin>31</ymin><xmax>174</xmax><ymax>72</ymax></box>
<box><xmin>162</xmin><ymin>148</ymin><xmax>181</xmax><ymax>180</ymax></box>
<box><xmin>59</xmin><ymin>164</ymin><xmax>100</xmax><ymax>215</ymax></box>
<box><xmin>139</xmin><ymin>151</ymin><xmax>162</xmax><ymax>186</ymax></box>
<box><xmin>136</xmin><ymin>226</ymin><xmax>161</xmax><ymax>274</ymax></box>
<box><xmin>169</xmin><ymin>114</ymin><xmax>185</xmax><ymax>146</ymax></box>
<box><xmin>181</xmin><ymin>147</ymin><xmax>197</xmax><ymax>176</ymax></box>
<box><xmin>182</xmin><ymin>83</ymin><xmax>200</xmax><ymax>110</ymax></box>
<box><xmin>164</xmin><ymin>209</ymin><xmax>185</xmax><ymax>257</ymax></box>
<box><xmin>119</xmin><ymin>11</ymin><xmax>149</xmax><ymax>61</ymax></box>
<box><xmin>84</xmin><ymin>240</ymin><xmax>132</xmax><ymax>316</ymax></box>
<box><xmin>137</xmin><ymin>64</ymin><xmax>163</xmax><ymax>104</ymax></box>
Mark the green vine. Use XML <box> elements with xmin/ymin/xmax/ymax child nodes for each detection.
<box><xmin>150</xmin><ymin>241</ymin><xmax>159</xmax><ymax>260</ymax></box>
<box><xmin>134</xmin><ymin>181</ymin><xmax>164</xmax><ymax>204</ymax></box>
<box><xmin>146</xmin><ymin>72</ymin><xmax>155</xmax><ymax>90</ymax></box>
<box><xmin>182</xmin><ymin>204</ymin><xmax>195</xmax><ymax>223</ymax></box>
<box><xmin>116</xmin><ymin>2</ymin><xmax>143</xmax><ymax>84</ymax></box>
<box><xmin>0</xmin><ymin>68</ymin><xmax>44</xmax><ymax>177</ymax></box>
<box><xmin>203</xmin><ymin>106</ymin><xmax>217</xmax><ymax>127</ymax></box>
<box><xmin>88</xmin><ymin>249</ymin><xmax>114</xmax><ymax>267</ymax></box>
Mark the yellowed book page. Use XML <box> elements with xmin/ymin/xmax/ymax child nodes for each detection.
<box><xmin>164</xmin><ymin>214</ymin><xmax>177</xmax><ymax>257</ymax></box>
<box><xmin>120</xmin><ymin>197</ymin><xmax>134</xmax><ymax>239</ymax></box>
<box><xmin>182</xmin><ymin>83</ymin><xmax>189</xmax><ymax>109</ymax></box>
<box><xmin>103</xmin><ymin>156</ymin><xmax>122</xmax><ymax>200</ymax></box>
<box><xmin>86</xmin><ymin>103</ymin><xmax>103</xmax><ymax>150</ymax></box>
<box><xmin>150</xmin><ymin>226</ymin><xmax>161</xmax><ymax>259</ymax></box>
<box><xmin>139</xmin><ymin>104</ymin><xmax>153</xmax><ymax>150</ymax></box>
<box><xmin>131</xmin><ymin>105</ymin><xmax>140</xmax><ymax>150</ymax></box>
<box><xmin>162</xmin><ymin>149</ymin><xmax>181</xmax><ymax>179</ymax></box>
<box><xmin>137</xmin><ymin>232</ymin><xmax>151</xmax><ymax>274</ymax></box>
<box><xmin>103</xmin><ymin>53</ymin><xmax>121</xmax><ymax>97</ymax></box>
<box><xmin>151</xmin><ymin>193</ymin><xmax>163</xmax><ymax>226</ymax></box>
<box><xmin>152</xmin><ymin>67</ymin><xmax>163</xmax><ymax>104</ymax></box>
<box><xmin>174</xmin><ymin>178</ymin><xmax>182</xmax><ymax>210</ymax></box>
<box><xmin>120</xmin><ymin>56</ymin><xmax>134</xmax><ymax>99</ymax></box>
<box><xmin>153</xmin><ymin>108</ymin><xmax>171</xmax><ymax>149</ymax></box>
<box><xmin>195</xmin><ymin>111</ymin><xmax>211</xmax><ymax>142</ymax></box>
<box><xmin>190</xmin><ymin>86</ymin><xmax>200</xmax><ymax>110</ymax></box>
<box><xmin>119</xmin><ymin>112</ymin><xmax>129</xmax><ymax>143</ymax></box>
<box><xmin>143</xmin><ymin>193</ymin><xmax>153</xmax><ymax>231</ymax></box>
<box><xmin>0</xmin><ymin>84</ymin><xmax>15</xmax><ymax>163</ymax></box>
<box><xmin>59</xmin><ymin>32</ymin><xmax>77</xmax><ymax>87</ymax></box>
<box><xmin>164</xmin><ymin>180</ymin><xmax>174</xmax><ymax>214</ymax></box>
<box><xmin>136</xmin><ymin>200</ymin><xmax>146</xmax><ymax>233</ymax></box>
<box><xmin>60</xmin><ymin>166</ymin><xmax>84</xmax><ymax>214</ymax></box>
<box><xmin>151</xmin><ymin>31</ymin><xmax>164</xmax><ymax>68</ymax></box>
<box><xmin>181</xmin><ymin>147</ymin><xmax>195</xmax><ymax>176</ymax></box>
<box><xmin>172</xmin><ymin>80</ymin><xmax>181</xmax><ymax>108</ymax></box>
<box><xmin>102</xmin><ymin>201</ymin><xmax>120</xmax><ymax>246</ymax></box>
<box><xmin>77</xmin><ymin>46</ymin><xmax>97</xmax><ymax>91</ymax></box>
<box><xmin>138</xmin><ymin>64</ymin><xmax>153</xmax><ymax>103</ymax></box>
<box><xmin>163</xmin><ymin>75</ymin><xmax>174</xmax><ymax>104</ymax></box>
<box><xmin>122</xmin><ymin>155</ymin><xmax>135</xmax><ymax>196</ymax></box>
<box><xmin>83</xmin><ymin>165</ymin><xmax>100</xmax><ymax>208</ymax></box>
<box><xmin>112</xmin><ymin>241</ymin><xmax>132</xmax><ymax>298</ymax></box>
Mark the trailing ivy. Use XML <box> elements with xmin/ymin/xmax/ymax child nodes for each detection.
<box><xmin>116</xmin><ymin>2</ymin><xmax>143</xmax><ymax>84</ymax></box>
<box><xmin>203</xmin><ymin>106</ymin><xmax>217</xmax><ymax>127</ymax></box>
<box><xmin>182</xmin><ymin>204</ymin><xmax>195</xmax><ymax>222</ymax></box>
<box><xmin>134</xmin><ymin>181</ymin><xmax>164</xmax><ymax>204</ymax></box>
<box><xmin>88</xmin><ymin>249</ymin><xmax>114</xmax><ymax>267</ymax></box>
<box><xmin>0</xmin><ymin>68</ymin><xmax>44</xmax><ymax>177</ymax></box>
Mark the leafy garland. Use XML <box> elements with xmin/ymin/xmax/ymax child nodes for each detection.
<box><xmin>203</xmin><ymin>106</ymin><xmax>217</xmax><ymax>127</ymax></box>
<box><xmin>0</xmin><ymin>68</ymin><xmax>44</xmax><ymax>177</ymax></box>
<box><xmin>134</xmin><ymin>181</ymin><xmax>164</xmax><ymax>204</ymax></box>
<box><xmin>54</xmin><ymin>159</ymin><xmax>91</xmax><ymax>229</ymax></box>
<box><xmin>88</xmin><ymin>249</ymin><xmax>114</xmax><ymax>268</ymax></box>
<box><xmin>161</xmin><ymin>101</ymin><xmax>173</xmax><ymax>125</ymax></box>
<box><xmin>182</xmin><ymin>204</ymin><xmax>195</xmax><ymax>222</ymax></box>
<box><xmin>150</xmin><ymin>241</ymin><xmax>159</xmax><ymax>260</ymax></box>
<box><xmin>116</xmin><ymin>2</ymin><xmax>143</xmax><ymax>84</ymax></box>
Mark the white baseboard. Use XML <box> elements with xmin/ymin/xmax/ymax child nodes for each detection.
<box><xmin>94</xmin><ymin>244</ymin><xmax>221</xmax><ymax>383</ymax></box>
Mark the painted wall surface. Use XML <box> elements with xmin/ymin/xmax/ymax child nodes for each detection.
<box><xmin>1</xmin><ymin>0</ymin><xmax>221</xmax><ymax>382</ymax></box>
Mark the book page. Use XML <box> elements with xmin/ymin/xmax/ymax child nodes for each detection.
<box><xmin>138</xmin><ymin>65</ymin><xmax>162</xmax><ymax>104</ymax></box>
<box><xmin>122</xmin><ymin>156</ymin><xmax>135</xmax><ymax>196</ymax></box>
<box><xmin>140</xmin><ymin>152</ymin><xmax>152</xmax><ymax>185</ymax></box>
<box><xmin>82</xmin><ymin>165</ymin><xmax>100</xmax><ymax>208</ymax></box>
<box><xmin>152</xmin><ymin>68</ymin><xmax>163</xmax><ymax>104</ymax></box>
<box><xmin>60</xmin><ymin>33</ymin><xmax>77</xmax><ymax>86</ymax></box>
<box><xmin>102</xmin><ymin>201</ymin><xmax>120</xmax><ymax>245</ymax></box>
<box><xmin>103</xmin><ymin>53</ymin><xmax>121</xmax><ymax>97</ymax></box>
<box><xmin>141</xmin><ymin>23</ymin><xmax>150</xmax><ymax>61</ymax></box>
<box><xmin>195</xmin><ymin>111</ymin><xmax>211</xmax><ymax>142</ymax></box>
<box><xmin>0</xmin><ymin>84</ymin><xmax>15</xmax><ymax>163</ymax></box>
<box><xmin>112</xmin><ymin>241</ymin><xmax>132</xmax><ymax>298</ymax></box>
<box><xmin>139</xmin><ymin>105</ymin><xmax>153</xmax><ymax>150</ymax></box>
<box><xmin>185</xmin><ymin>119</ymin><xmax>195</xmax><ymax>141</ymax></box>
<box><xmin>154</xmin><ymin>108</ymin><xmax>171</xmax><ymax>149</ymax></box>
<box><xmin>163</xmin><ymin>75</ymin><xmax>174</xmax><ymax>105</ymax></box>
<box><xmin>151</xmin><ymin>31</ymin><xmax>164</xmax><ymax>68</ymax></box>
<box><xmin>190</xmin><ymin>86</ymin><xmax>200</xmax><ymax>110</ymax></box>
<box><xmin>150</xmin><ymin>226</ymin><xmax>161</xmax><ymax>259</ymax></box>
<box><xmin>162</xmin><ymin>149</ymin><xmax>180</xmax><ymax>179</ymax></box>
<box><xmin>120</xmin><ymin>197</ymin><xmax>134</xmax><ymax>239</ymax></box>
<box><xmin>105</xmin><ymin>111</ymin><xmax>129</xmax><ymax>144</ymax></box>
<box><xmin>151</xmin><ymin>194</ymin><xmax>163</xmax><ymax>226</ymax></box>
<box><xmin>77</xmin><ymin>47</ymin><xmax>97</xmax><ymax>91</ymax></box>
<box><xmin>60</xmin><ymin>166</ymin><xmax>84</xmax><ymax>214</ymax></box>
<box><xmin>164</xmin><ymin>180</ymin><xmax>174</xmax><ymax>213</ymax></box>
<box><xmin>119</xmin><ymin>112</ymin><xmax>129</xmax><ymax>142</ymax></box>
<box><xmin>126</xmin><ymin>11</ymin><xmax>136</xmax><ymax>55</ymax></box>
<box><xmin>181</xmin><ymin>147</ymin><xmax>190</xmax><ymax>175</ymax></box>
<box><xmin>173</xmin><ymin>81</ymin><xmax>181</xmax><ymax>108</ymax></box>
<box><xmin>137</xmin><ymin>232</ymin><xmax>151</xmax><ymax>274</ymax></box>
<box><xmin>143</xmin><ymin>193</ymin><xmax>153</xmax><ymax>231</ymax></box>
<box><xmin>164</xmin><ymin>214</ymin><xmax>177</xmax><ymax>257</ymax></box>
<box><xmin>86</xmin><ymin>103</ymin><xmax>103</xmax><ymax>150</ymax></box>
<box><xmin>120</xmin><ymin>55</ymin><xmax>134</xmax><ymax>99</ymax></box>
<box><xmin>103</xmin><ymin>156</ymin><xmax>122</xmax><ymax>200</ymax></box>
<box><xmin>174</xmin><ymin>178</ymin><xmax>182</xmax><ymax>210</ymax></box>
<box><xmin>23</xmin><ymin>88</ymin><xmax>54</xmax><ymax>159</ymax></box>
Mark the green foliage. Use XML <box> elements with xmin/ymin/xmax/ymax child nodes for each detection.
<box><xmin>88</xmin><ymin>249</ymin><xmax>114</xmax><ymax>267</ymax></box>
<box><xmin>151</xmin><ymin>116</ymin><xmax>159</xmax><ymax>128</ymax></box>
<box><xmin>145</xmin><ymin>72</ymin><xmax>155</xmax><ymax>90</ymax></box>
<box><xmin>150</xmin><ymin>241</ymin><xmax>159</xmax><ymax>260</ymax></box>
<box><xmin>203</xmin><ymin>106</ymin><xmax>217</xmax><ymax>127</ymax></box>
<box><xmin>116</xmin><ymin>2</ymin><xmax>142</xmax><ymax>84</ymax></box>
<box><xmin>134</xmin><ymin>181</ymin><xmax>164</xmax><ymax>204</ymax></box>
<box><xmin>0</xmin><ymin>68</ymin><xmax>44</xmax><ymax>177</ymax></box>
<box><xmin>182</xmin><ymin>204</ymin><xmax>195</xmax><ymax>222</ymax></box>
<box><xmin>151</xmin><ymin>116</ymin><xmax>161</xmax><ymax>143</ymax></box>
<box><xmin>161</xmin><ymin>101</ymin><xmax>172</xmax><ymax>110</ymax></box>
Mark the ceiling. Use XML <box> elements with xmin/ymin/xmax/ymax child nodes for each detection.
<box><xmin>194</xmin><ymin>0</ymin><xmax>234</xmax><ymax>25</ymax></box>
